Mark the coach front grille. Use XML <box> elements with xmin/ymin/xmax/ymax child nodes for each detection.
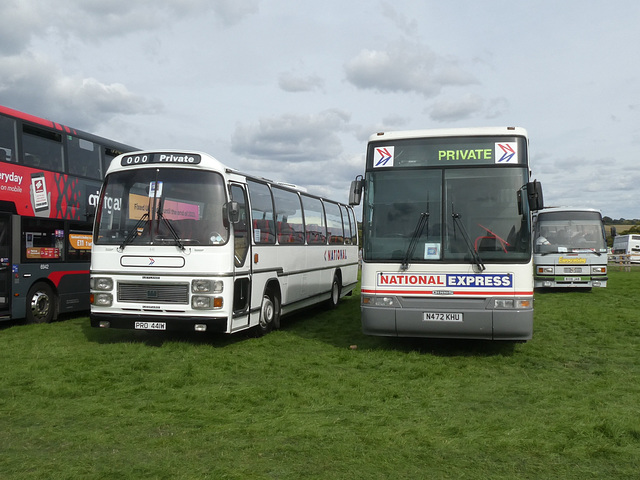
<box><xmin>118</xmin><ymin>283</ymin><xmax>190</xmax><ymax>304</ymax></box>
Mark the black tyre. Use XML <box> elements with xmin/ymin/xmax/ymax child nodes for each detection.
<box><xmin>327</xmin><ymin>274</ymin><xmax>341</xmax><ymax>309</ymax></box>
<box><xmin>256</xmin><ymin>293</ymin><xmax>280</xmax><ymax>336</ymax></box>
<box><xmin>26</xmin><ymin>282</ymin><xmax>55</xmax><ymax>324</ymax></box>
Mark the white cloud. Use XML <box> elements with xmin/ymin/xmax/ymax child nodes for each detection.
<box><xmin>231</xmin><ymin>109</ymin><xmax>351</xmax><ymax>161</ymax></box>
<box><xmin>0</xmin><ymin>54</ymin><xmax>162</xmax><ymax>129</ymax></box>
<box><xmin>429</xmin><ymin>94</ymin><xmax>484</xmax><ymax>122</ymax></box>
<box><xmin>344</xmin><ymin>40</ymin><xmax>478</xmax><ymax>97</ymax></box>
<box><xmin>278</xmin><ymin>72</ymin><xmax>325</xmax><ymax>93</ymax></box>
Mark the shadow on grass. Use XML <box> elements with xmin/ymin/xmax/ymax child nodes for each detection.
<box><xmin>81</xmin><ymin>320</ymin><xmax>252</xmax><ymax>349</ymax></box>
<box><xmin>282</xmin><ymin>294</ymin><xmax>518</xmax><ymax>357</ymax></box>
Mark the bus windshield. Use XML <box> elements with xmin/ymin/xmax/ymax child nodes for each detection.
<box><xmin>534</xmin><ymin>211</ymin><xmax>607</xmax><ymax>254</ymax></box>
<box><xmin>364</xmin><ymin>167</ymin><xmax>531</xmax><ymax>263</ymax></box>
<box><xmin>95</xmin><ymin>168</ymin><xmax>229</xmax><ymax>247</ymax></box>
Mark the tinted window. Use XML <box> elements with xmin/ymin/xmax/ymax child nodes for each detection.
<box><xmin>247</xmin><ymin>180</ymin><xmax>276</xmax><ymax>244</ymax></box>
<box><xmin>302</xmin><ymin>195</ymin><xmax>326</xmax><ymax>244</ymax></box>
<box><xmin>272</xmin><ymin>187</ymin><xmax>304</xmax><ymax>244</ymax></box>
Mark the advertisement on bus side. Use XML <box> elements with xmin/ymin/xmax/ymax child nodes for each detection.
<box><xmin>0</xmin><ymin>163</ymin><xmax>102</xmax><ymax>219</ymax></box>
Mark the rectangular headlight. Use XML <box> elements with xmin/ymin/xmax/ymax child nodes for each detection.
<box><xmin>191</xmin><ymin>279</ymin><xmax>223</xmax><ymax>293</ymax></box>
<box><xmin>494</xmin><ymin>298</ymin><xmax>532</xmax><ymax>309</ymax></box>
<box><xmin>93</xmin><ymin>293</ymin><xmax>113</xmax><ymax>306</ymax></box>
<box><xmin>90</xmin><ymin>277</ymin><xmax>113</xmax><ymax>291</ymax></box>
<box><xmin>362</xmin><ymin>295</ymin><xmax>398</xmax><ymax>307</ymax></box>
<box><xmin>191</xmin><ymin>296</ymin><xmax>223</xmax><ymax>310</ymax></box>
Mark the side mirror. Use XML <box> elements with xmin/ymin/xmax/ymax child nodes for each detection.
<box><xmin>349</xmin><ymin>176</ymin><xmax>364</xmax><ymax>206</ymax></box>
<box><xmin>224</xmin><ymin>201</ymin><xmax>241</xmax><ymax>224</ymax></box>
<box><xmin>526</xmin><ymin>180</ymin><xmax>544</xmax><ymax>211</ymax></box>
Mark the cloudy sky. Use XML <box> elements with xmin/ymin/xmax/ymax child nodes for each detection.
<box><xmin>1</xmin><ymin>0</ymin><xmax>639</xmax><ymax>219</ymax></box>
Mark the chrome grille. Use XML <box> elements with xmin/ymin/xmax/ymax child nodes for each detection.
<box><xmin>118</xmin><ymin>283</ymin><xmax>189</xmax><ymax>304</ymax></box>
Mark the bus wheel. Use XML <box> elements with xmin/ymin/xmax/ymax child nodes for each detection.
<box><xmin>256</xmin><ymin>294</ymin><xmax>278</xmax><ymax>336</ymax></box>
<box><xmin>26</xmin><ymin>283</ymin><xmax>55</xmax><ymax>324</ymax></box>
<box><xmin>328</xmin><ymin>274</ymin><xmax>341</xmax><ymax>309</ymax></box>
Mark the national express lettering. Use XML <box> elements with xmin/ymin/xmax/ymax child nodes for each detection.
<box><xmin>377</xmin><ymin>273</ymin><xmax>513</xmax><ymax>288</ymax></box>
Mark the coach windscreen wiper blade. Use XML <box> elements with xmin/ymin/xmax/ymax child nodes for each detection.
<box><xmin>451</xmin><ymin>208</ymin><xmax>485</xmax><ymax>272</ymax></box>
<box><xmin>401</xmin><ymin>212</ymin><xmax>429</xmax><ymax>270</ymax></box>
<box><xmin>157</xmin><ymin>211</ymin><xmax>185</xmax><ymax>251</ymax></box>
<box><xmin>119</xmin><ymin>213</ymin><xmax>149</xmax><ymax>251</ymax></box>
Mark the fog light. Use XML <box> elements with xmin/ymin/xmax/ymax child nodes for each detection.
<box><xmin>194</xmin><ymin>324</ymin><xmax>207</xmax><ymax>332</ymax></box>
<box><xmin>99</xmin><ymin>321</ymin><xmax>111</xmax><ymax>328</ymax></box>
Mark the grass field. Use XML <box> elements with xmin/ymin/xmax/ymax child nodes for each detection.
<box><xmin>1</xmin><ymin>270</ymin><xmax>639</xmax><ymax>479</ymax></box>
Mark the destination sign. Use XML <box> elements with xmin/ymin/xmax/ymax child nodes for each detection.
<box><xmin>121</xmin><ymin>152</ymin><xmax>201</xmax><ymax>166</ymax></box>
<box><xmin>369</xmin><ymin>136</ymin><xmax>525</xmax><ymax>168</ymax></box>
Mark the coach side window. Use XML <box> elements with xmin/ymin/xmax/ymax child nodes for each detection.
<box><xmin>272</xmin><ymin>187</ymin><xmax>304</xmax><ymax>244</ymax></box>
<box><xmin>247</xmin><ymin>180</ymin><xmax>276</xmax><ymax>244</ymax></box>
<box><xmin>301</xmin><ymin>195</ymin><xmax>327</xmax><ymax>244</ymax></box>
<box><xmin>348</xmin><ymin>208</ymin><xmax>358</xmax><ymax>245</ymax></box>
<box><xmin>340</xmin><ymin>205</ymin><xmax>353</xmax><ymax>245</ymax></box>
<box><xmin>325</xmin><ymin>201</ymin><xmax>344</xmax><ymax>245</ymax></box>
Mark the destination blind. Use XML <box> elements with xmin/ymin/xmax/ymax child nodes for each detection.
<box><xmin>368</xmin><ymin>136</ymin><xmax>526</xmax><ymax>168</ymax></box>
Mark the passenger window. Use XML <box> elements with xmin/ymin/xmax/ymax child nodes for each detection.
<box><xmin>67</xmin><ymin>224</ymin><xmax>93</xmax><ymax>262</ymax></box>
<box><xmin>340</xmin><ymin>205</ymin><xmax>352</xmax><ymax>244</ymax></box>
<box><xmin>68</xmin><ymin>137</ymin><xmax>101</xmax><ymax>179</ymax></box>
<box><xmin>272</xmin><ymin>187</ymin><xmax>304</xmax><ymax>244</ymax></box>
<box><xmin>22</xmin><ymin>218</ymin><xmax>65</xmax><ymax>262</ymax></box>
<box><xmin>325</xmin><ymin>202</ymin><xmax>344</xmax><ymax>245</ymax></box>
<box><xmin>247</xmin><ymin>180</ymin><xmax>276</xmax><ymax>244</ymax></box>
<box><xmin>23</xmin><ymin>125</ymin><xmax>63</xmax><ymax>172</ymax></box>
<box><xmin>301</xmin><ymin>195</ymin><xmax>327</xmax><ymax>244</ymax></box>
<box><xmin>0</xmin><ymin>115</ymin><xmax>17</xmax><ymax>162</ymax></box>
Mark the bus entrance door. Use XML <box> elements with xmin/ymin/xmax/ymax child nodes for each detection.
<box><xmin>230</xmin><ymin>184</ymin><xmax>252</xmax><ymax>331</ymax></box>
<box><xmin>0</xmin><ymin>214</ymin><xmax>11</xmax><ymax>320</ymax></box>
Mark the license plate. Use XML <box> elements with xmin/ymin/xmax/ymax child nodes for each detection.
<box><xmin>134</xmin><ymin>321</ymin><xmax>166</xmax><ymax>330</ymax></box>
<box><xmin>423</xmin><ymin>312</ymin><xmax>463</xmax><ymax>322</ymax></box>
<box><xmin>563</xmin><ymin>277</ymin><xmax>581</xmax><ymax>282</ymax></box>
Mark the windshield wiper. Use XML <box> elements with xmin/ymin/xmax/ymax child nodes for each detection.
<box><xmin>401</xmin><ymin>212</ymin><xmax>429</xmax><ymax>270</ymax></box>
<box><xmin>157</xmin><ymin>211</ymin><xmax>185</xmax><ymax>251</ymax></box>
<box><xmin>451</xmin><ymin>208</ymin><xmax>485</xmax><ymax>271</ymax></box>
<box><xmin>119</xmin><ymin>213</ymin><xmax>149</xmax><ymax>251</ymax></box>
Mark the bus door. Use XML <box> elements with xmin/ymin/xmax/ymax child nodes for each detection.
<box><xmin>230</xmin><ymin>184</ymin><xmax>251</xmax><ymax>328</ymax></box>
<box><xmin>0</xmin><ymin>213</ymin><xmax>11</xmax><ymax>319</ymax></box>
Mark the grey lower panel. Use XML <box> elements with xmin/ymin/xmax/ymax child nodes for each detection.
<box><xmin>361</xmin><ymin>302</ymin><xmax>533</xmax><ymax>341</ymax></box>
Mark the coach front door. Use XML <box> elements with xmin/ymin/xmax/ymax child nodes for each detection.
<box><xmin>0</xmin><ymin>214</ymin><xmax>10</xmax><ymax>318</ymax></box>
<box><xmin>230</xmin><ymin>185</ymin><xmax>251</xmax><ymax>323</ymax></box>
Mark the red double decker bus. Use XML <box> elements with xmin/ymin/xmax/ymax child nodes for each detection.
<box><xmin>0</xmin><ymin>105</ymin><xmax>136</xmax><ymax>323</ymax></box>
